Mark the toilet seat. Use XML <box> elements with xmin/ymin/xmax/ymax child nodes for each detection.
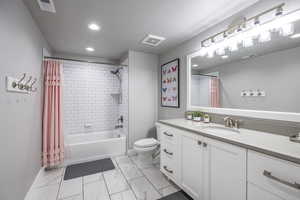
<box><xmin>134</xmin><ymin>138</ymin><xmax>158</xmax><ymax>148</ymax></box>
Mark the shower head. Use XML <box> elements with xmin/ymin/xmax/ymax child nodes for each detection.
<box><xmin>110</xmin><ymin>68</ymin><xmax>120</xmax><ymax>75</ymax></box>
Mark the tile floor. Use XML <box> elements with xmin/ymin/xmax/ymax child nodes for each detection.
<box><xmin>27</xmin><ymin>154</ymin><xmax>180</xmax><ymax>200</ymax></box>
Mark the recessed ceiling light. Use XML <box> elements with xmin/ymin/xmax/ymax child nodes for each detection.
<box><xmin>221</xmin><ymin>55</ymin><xmax>229</xmax><ymax>59</ymax></box>
<box><xmin>88</xmin><ymin>23</ymin><xmax>100</xmax><ymax>31</ymax></box>
<box><xmin>192</xmin><ymin>64</ymin><xmax>199</xmax><ymax>67</ymax></box>
<box><xmin>290</xmin><ymin>33</ymin><xmax>300</xmax><ymax>39</ymax></box>
<box><xmin>86</xmin><ymin>47</ymin><xmax>95</xmax><ymax>52</ymax></box>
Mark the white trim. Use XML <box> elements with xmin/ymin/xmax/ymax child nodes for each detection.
<box><xmin>187</xmin><ymin>52</ymin><xmax>300</xmax><ymax>123</ymax></box>
<box><xmin>24</xmin><ymin>167</ymin><xmax>44</xmax><ymax>200</ymax></box>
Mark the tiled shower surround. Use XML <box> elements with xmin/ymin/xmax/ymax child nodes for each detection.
<box><xmin>63</xmin><ymin>61</ymin><xmax>128</xmax><ymax>136</ymax></box>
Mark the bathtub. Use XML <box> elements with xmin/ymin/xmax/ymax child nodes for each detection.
<box><xmin>64</xmin><ymin>130</ymin><xmax>126</xmax><ymax>165</ymax></box>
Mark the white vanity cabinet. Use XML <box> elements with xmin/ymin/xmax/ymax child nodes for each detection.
<box><xmin>181</xmin><ymin>131</ymin><xmax>204</xmax><ymax>200</ymax></box>
<box><xmin>157</xmin><ymin>123</ymin><xmax>247</xmax><ymax>200</ymax></box>
<box><xmin>247</xmin><ymin>151</ymin><xmax>300</xmax><ymax>200</ymax></box>
<box><xmin>158</xmin><ymin>124</ymin><xmax>182</xmax><ymax>184</ymax></box>
<box><xmin>202</xmin><ymin>138</ymin><xmax>247</xmax><ymax>200</ymax></box>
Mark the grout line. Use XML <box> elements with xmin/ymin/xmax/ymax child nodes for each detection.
<box><xmin>56</xmin><ymin>168</ymin><xmax>65</xmax><ymax>200</ymax></box>
<box><xmin>129</xmin><ymin>156</ymin><xmax>166</xmax><ymax>197</ymax></box>
<box><xmin>102</xmin><ymin>172</ymin><xmax>112</xmax><ymax>200</ymax></box>
<box><xmin>82</xmin><ymin>177</ymin><xmax>84</xmax><ymax>200</ymax></box>
<box><xmin>113</xmin><ymin>156</ymin><xmax>140</xmax><ymax>200</ymax></box>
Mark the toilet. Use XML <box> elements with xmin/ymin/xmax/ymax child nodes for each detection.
<box><xmin>133</xmin><ymin>133</ymin><xmax>160</xmax><ymax>162</ymax></box>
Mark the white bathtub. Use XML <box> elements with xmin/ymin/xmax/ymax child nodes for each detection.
<box><xmin>64</xmin><ymin>130</ymin><xmax>126</xmax><ymax>165</ymax></box>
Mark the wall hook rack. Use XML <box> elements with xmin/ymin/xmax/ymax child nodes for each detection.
<box><xmin>6</xmin><ymin>74</ymin><xmax>38</xmax><ymax>94</ymax></box>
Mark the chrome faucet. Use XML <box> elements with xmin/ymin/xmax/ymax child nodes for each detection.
<box><xmin>115</xmin><ymin>115</ymin><xmax>124</xmax><ymax>129</ymax></box>
<box><xmin>224</xmin><ymin>116</ymin><xmax>240</xmax><ymax>129</ymax></box>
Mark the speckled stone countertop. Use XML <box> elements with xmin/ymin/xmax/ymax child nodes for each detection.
<box><xmin>157</xmin><ymin>118</ymin><xmax>300</xmax><ymax>165</ymax></box>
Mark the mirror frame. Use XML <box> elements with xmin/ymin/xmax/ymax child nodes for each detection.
<box><xmin>187</xmin><ymin>51</ymin><xmax>300</xmax><ymax>123</ymax></box>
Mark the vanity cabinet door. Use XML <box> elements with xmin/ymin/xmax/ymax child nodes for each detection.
<box><xmin>203</xmin><ymin>138</ymin><xmax>247</xmax><ymax>200</ymax></box>
<box><xmin>181</xmin><ymin>132</ymin><xmax>204</xmax><ymax>200</ymax></box>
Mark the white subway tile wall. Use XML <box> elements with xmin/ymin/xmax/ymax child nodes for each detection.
<box><xmin>63</xmin><ymin>61</ymin><xmax>128</xmax><ymax>136</ymax></box>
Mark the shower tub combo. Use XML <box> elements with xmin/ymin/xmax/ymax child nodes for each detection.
<box><xmin>64</xmin><ymin>130</ymin><xmax>126</xmax><ymax>165</ymax></box>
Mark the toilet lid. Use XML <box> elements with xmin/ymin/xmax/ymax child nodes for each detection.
<box><xmin>134</xmin><ymin>138</ymin><xmax>158</xmax><ymax>148</ymax></box>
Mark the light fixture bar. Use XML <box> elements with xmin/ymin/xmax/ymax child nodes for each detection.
<box><xmin>201</xmin><ymin>3</ymin><xmax>285</xmax><ymax>47</ymax></box>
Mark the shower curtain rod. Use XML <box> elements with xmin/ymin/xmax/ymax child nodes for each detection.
<box><xmin>44</xmin><ymin>56</ymin><xmax>128</xmax><ymax>67</ymax></box>
<box><xmin>192</xmin><ymin>73</ymin><xmax>218</xmax><ymax>78</ymax></box>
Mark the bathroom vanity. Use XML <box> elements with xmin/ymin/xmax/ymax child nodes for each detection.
<box><xmin>156</xmin><ymin>119</ymin><xmax>300</xmax><ymax>200</ymax></box>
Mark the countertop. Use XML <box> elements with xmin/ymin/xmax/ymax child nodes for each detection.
<box><xmin>157</xmin><ymin>118</ymin><xmax>300</xmax><ymax>165</ymax></box>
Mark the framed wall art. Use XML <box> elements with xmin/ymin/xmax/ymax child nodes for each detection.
<box><xmin>161</xmin><ymin>58</ymin><xmax>180</xmax><ymax>108</ymax></box>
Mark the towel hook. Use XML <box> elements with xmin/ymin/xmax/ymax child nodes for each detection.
<box><xmin>24</xmin><ymin>76</ymin><xmax>32</xmax><ymax>91</ymax></box>
<box><xmin>12</xmin><ymin>73</ymin><xmax>26</xmax><ymax>89</ymax></box>
<box><xmin>30</xmin><ymin>78</ymin><xmax>37</xmax><ymax>92</ymax></box>
<box><xmin>17</xmin><ymin>73</ymin><xmax>26</xmax><ymax>90</ymax></box>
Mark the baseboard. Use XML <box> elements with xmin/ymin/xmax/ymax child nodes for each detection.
<box><xmin>127</xmin><ymin>148</ymin><xmax>137</xmax><ymax>156</ymax></box>
<box><xmin>24</xmin><ymin>167</ymin><xmax>44</xmax><ymax>200</ymax></box>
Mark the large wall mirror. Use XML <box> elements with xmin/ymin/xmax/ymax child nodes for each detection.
<box><xmin>187</xmin><ymin>6</ymin><xmax>300</xmax><ymax>122</ymax></box>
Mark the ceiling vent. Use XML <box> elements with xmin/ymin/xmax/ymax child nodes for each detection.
<box><xmin>141</xmin><ymin>34</ymin><xmax>165</xmax><ymax>47</ymax></box>
<box><xmin>37</xmin><ymin>0</ymin><xmax>56</xmax><ymax>13</ymax></box>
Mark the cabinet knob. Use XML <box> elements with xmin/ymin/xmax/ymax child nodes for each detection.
<box><xmin>163</xmin><ymin>166</ymin><xmax>173</xmax><ymax>174</ymax></box>
<box><xmin>203</xmin><ymin>142</ymin><xmax>207</xmax><ymax>147</ymax></box>
<box><xmin>197</xmin><ymin>141</ymin><xmax>202</xmax><ymax>145</ymax></box>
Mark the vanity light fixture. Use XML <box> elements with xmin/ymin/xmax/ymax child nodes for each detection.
<box><xmin>88</xmin><ymin>23</ymin><xmax>100</xmax><ymax>31</ymax></box>
<box><xmin>86</xmin><ymin>47</ymin><xmax>95</xmax><ymax>52</ymax></box>
<box><xmin>198</xmin><ymin>3</ymin><xmax>300</xmax><ymax>59</ymax></box>
<box><xmin>290</xmin><ymin>33</ymin><xmax>300</xmax><ymax>39</ymax></box>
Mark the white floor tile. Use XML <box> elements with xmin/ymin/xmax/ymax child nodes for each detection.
<box><xmin>83</xmin><ymin>173</ymin><xmax>103</xmax><ymax>184</ymax></box>
<box><xmin>59</xmin><ymin>178</ymin><xmax>82</xmax><ymax>199</ymax></box>
<box><xmin>129</xmin><ymin>176</ymin><xmax>161</xmax><ymax>200</ymax></box>
<box><xmin>84</xmin><ymin>180</ymin><xmax>110</xmax><ymax>200</ymax></box>
<box><xmin>115</xmin><ymin>155</ymin><xmax>133</xmax><ymax>166</ymax></box>
<box><xmin>59</xmin><ymin>194</ymin><xmax>83</xmax><ymax>200</ymax></box>
<box><xmin>119</xmin><ymin>164</ymin><xmax>143</xmax><ymax>180</ymax></box>
<box><xmin>142</xmin><ymin>167</ymin><xmax>170</xmax><ymax>190</ymax></box>
<box><xmin>159</xmin><ymin>185</ymin><xmax>180</xmax><ymax>197</ymax></box>
<box><xmin>34</xmin><ymin>167</ymin><xmax>64</xmax><ymax>188</ymax></box>
<box><xmin>103</xmin><ymin>169</ymin><xmax>129</xmax><ymax>194</ymax></box>
<box><xmin>110</xmin><ymin>190</ymin><xmax>137</xmax><ymax>200</ymax></box>
<box><xmin>27</xmin><ymin>184</ymin><xmax>60</xmax><ymax>200</ymax></box>
<box><xmin>130</xmin><ymin>156</ymin><xmax>154</xmax><ymax>169</ymax></box>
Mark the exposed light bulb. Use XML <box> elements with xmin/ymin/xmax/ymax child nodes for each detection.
<box><xmin>199</xmin><ymin>47</ymin><xmax>207</xmax><ymax>57</ymax></box>
<box><xmin>280</xmin><ymin>23</ymin><xmax>294</xmax><ymax>36</ymax></box>
<box><xmin>259</xmin><ymin>31</ymin><xmax>271</xmax><ymax>43</ymax></box>
<box><xmin>221</xmin><ymin>55</ymin><xmax>229</xmax><ymax>59</ymax></box>
<box><xmin>243</xmin><ymin>37</ymin><xmax>254</xmax><ymax>48</ymax></box>
<box><xmin>207</xmin><ymin>47</ymin><xmax>215</xmax><ymax>58</ymax></box>
<box><xmin>228</xmin><ymin>40</ymin><xmax>238</xmax><ymax>52</ymax></box>
<box><xmin>216</xmin><ymin>44</ymin><xmax>225</xmax><ymax>56</ymax></box>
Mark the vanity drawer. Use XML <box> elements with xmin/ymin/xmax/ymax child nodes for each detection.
<box><xmin>248</xmin><ymin>150</ymin><xmax>300</xmax><ymax>200</ymax></box>
<box><xmin>161</xmin><ymin>153</ymin><xmax>178</xmax><ymax>182</ymax></box>
<box><xmin>161</xmin><ymin>127</ymin><xmax>178</xmax><ymax>144</ymax></box>
<box><xmin>161</xmin><ymin>141</ymin><xmax>176</xmax><ymax>160</ymax></box>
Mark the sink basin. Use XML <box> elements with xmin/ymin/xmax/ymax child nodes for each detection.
<box><xmin>202</xmin><ymin>125</ymin><xmax>240</xmax><ymax>135</ymax></box>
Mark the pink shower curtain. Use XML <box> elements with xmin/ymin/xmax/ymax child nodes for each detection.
<box><xmin>42</xmin><ymin>60</ymin><xmax>64</xmax><ymax>167</ymax></box>
<box><xmin>210</xmin><ymin>77</ymin><xmax>220</xmax><ymax>108</ymax></box>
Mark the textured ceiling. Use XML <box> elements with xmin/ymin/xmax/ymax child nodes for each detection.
<box><xmin>24</xmin><ymin>0</ymin><xmax>258</xmax><ymax>60</ymax></box>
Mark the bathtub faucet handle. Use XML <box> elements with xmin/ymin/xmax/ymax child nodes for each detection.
<box><xmin>115</xmin><ymin>124</ymin><xmax>123</xmax><ymax>129</ymax></box>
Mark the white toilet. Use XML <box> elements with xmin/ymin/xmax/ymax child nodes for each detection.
<box><xmin>133</xmin><ymin>133</ymin><xmax>160</xmax><ymax>162</ymax></box>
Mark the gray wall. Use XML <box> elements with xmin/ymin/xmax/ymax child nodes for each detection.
<box><xmin>197</xmin><ymin>46</ymin><xmax>300</xmax><ymax>113</ymax></box>
<box><xmin>158</xmin><ymin>0</ymin><xmax>300</xmax><ymax>134</ymax></box>
<box><xmin>0</xmin><ymin>0</ymin><xmax>51</xmax><ymax>199</ymax></box>
<box><xmin>128</xmin><ymin>51</ymin><xmax>158</xmax><ymax>148</ymax></box>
